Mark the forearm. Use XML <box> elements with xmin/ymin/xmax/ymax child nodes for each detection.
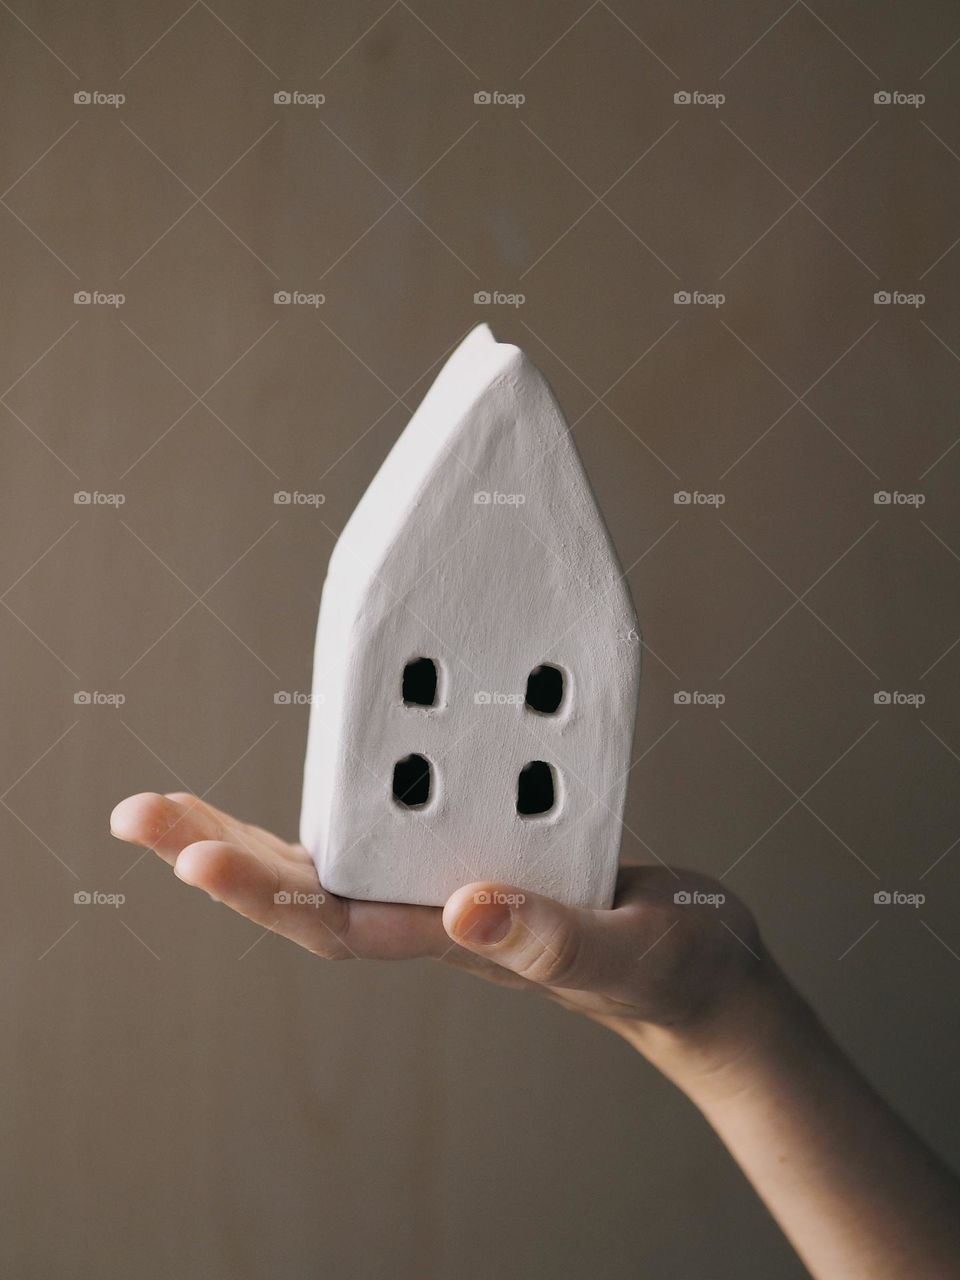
<box><xmin>621</xmin><ymin>960</ymin><xmax>960</xmax><ymax>1280</ymax></box>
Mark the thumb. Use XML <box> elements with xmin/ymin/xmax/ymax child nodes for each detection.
<box><xmin>443</xmin><ymin>882</ymin><xmax>610</xmax><ymax>990</ymax></box>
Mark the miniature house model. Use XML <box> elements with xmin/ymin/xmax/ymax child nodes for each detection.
<box><xmin>300</xmin><ymin>325</ymin><xmax>640</xmax><ymax>909</ymax></box>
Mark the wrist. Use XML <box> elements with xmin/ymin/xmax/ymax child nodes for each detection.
<box><xmin>615</xmin><ymin>954</ymin><xmax>821</xmax><ymax>1105</ymax></box>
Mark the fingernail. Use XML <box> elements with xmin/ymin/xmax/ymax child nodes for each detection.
<box><xmin>461</xmin><ymin>902</ymin><xmax>512</xmax><ymax>946</ymax></box>
<box><xmin>173</xmin><ymin>857</ymin><xmax>194</xmax><ymax>886</ymax></box>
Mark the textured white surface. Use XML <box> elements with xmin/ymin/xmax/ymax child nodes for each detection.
<box><xmin>300</xmin><ymin>324</ymin><xmax>640</xmax><ymax>908</ymax></box>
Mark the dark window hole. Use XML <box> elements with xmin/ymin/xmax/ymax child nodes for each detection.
<box><xmin>525</xmin><ymin>664</ymin><xmax>564</xmax><ymax>715</ymax></box>
<box><xmin>393</xmin><ymin>754</ymin><xmax>432</xmax><ymax>808</ymax></box>
<box><xmin>517</xmin><ymin>760</ymin><xmax>556</xmax><ymax>816</ymax></box>
<box><xmin>402</xmin><ymin>657</ymin><xmax>438</xmax><ymax>707</ymax></box>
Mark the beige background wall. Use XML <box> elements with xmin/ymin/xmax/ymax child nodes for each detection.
<box><xmin>1</xmin><ymin>2</ymin><xmax>959</xmax><ymax>1277</ymax></box>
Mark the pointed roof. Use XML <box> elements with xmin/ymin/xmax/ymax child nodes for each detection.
<box><xmin>326</xmin><ymin>323</ymin><xmax>633</xmax><ymax>626</ymax></box>
<box><xmin>328</xmin><ymin>324</ymin><xmax>516</xmax><ymax>581</ymax></box>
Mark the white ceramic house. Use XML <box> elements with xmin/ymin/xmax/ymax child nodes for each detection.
<box><xmin>300</xmin><ymin>324</ymin><xmax>640</xmax><ymax>908</ymax></box>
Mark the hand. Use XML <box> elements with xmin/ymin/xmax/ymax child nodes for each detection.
<box><xmin>109</xmin><ymin>793</ymin><xmax>960</xmax><ymax>1279</ymax></box>
<box><xmin>109</xmin><ymin>792</ymin><xmax>766</xmax><ymax>1065</ymax></box>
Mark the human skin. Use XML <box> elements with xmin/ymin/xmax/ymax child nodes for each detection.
<box><xmin>110</xmin><ymin>791</ymin><xmax>960</xmax><ymax>1280</ymax></box>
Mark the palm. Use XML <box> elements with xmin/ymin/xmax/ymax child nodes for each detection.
<box><xmin>110</xmin><ymin>792</ymin><xmax>760</xmax><ymax>1028</ymax></box>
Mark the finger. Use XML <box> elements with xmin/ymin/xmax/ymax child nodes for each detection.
<box><xmin>442</xmin><ymin>880</ymin><xmax>671</xmax><ymax>999</ymax></box>
<box><xmin>173</xmin><ymin>838</ymin><xmax>456</xmax><ymax>961</ymax></box>
<box><xmin>111</xmin><ymin>794</ymin><xmax>458</xmax><ymax>960</ymax></box>
<box><xmin>169</xmin><ymin>793</ymin><xmax>311</xmax><ymax>865</ymax></box>
<box><xmin>110</xmin><ymin>792</ymin><xmax>226</xmax><ymax>864</ymax></box>
<box><xmin>110</xmin><ymin>792</ymin><xmax>309</xmax><ymax>867</ymax></box>
<box><xmin>174</xmin><ymin>839</ymin><xmax>356</xmax><ymax>957</ymax></box>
